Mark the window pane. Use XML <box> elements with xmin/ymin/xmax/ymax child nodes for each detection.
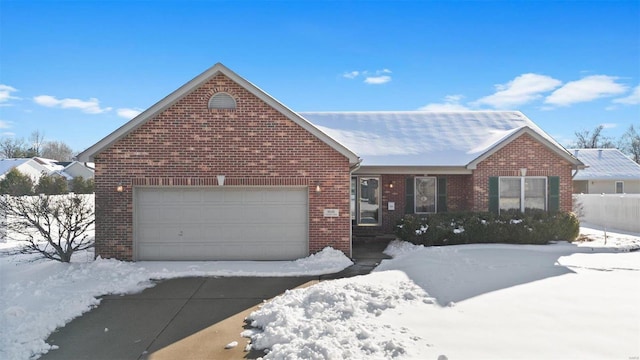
<box><xmin>616</xmin><ymin>182</ymin><xmax>624</xmax><ymax>194</ymax></box>
<box><xmin>415</xmin><ymin>177</ymin><xmax>436</xmax><ymax>213</ymax></box>
<box><xmin>500</xmin><ymin>178</ymin><xmax>521</xmax><ymax>211</ymax></box>
<box><xmin>359</xmin><ymin>177</ymin><xmax>379</xmax><ymax>225</ymax></box>
<box><xmin>524</xmin><ymin>178</ymin><xmax>546</xmax><ymax>211</ymax></box>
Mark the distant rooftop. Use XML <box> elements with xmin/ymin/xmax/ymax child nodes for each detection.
<box><xmin>570</xmin><ymin>148</ymin><xmax>640</xmax><ymax>180</ymax></box>
<box><xmin>301</xmin><ymin>111</ymin><xmax>568</xmax><ymax>167</ymax></box>
<box><xmin>0</xmin><ymin>158</ymin><xmax>31</xmax><ymax>175</ymax></box>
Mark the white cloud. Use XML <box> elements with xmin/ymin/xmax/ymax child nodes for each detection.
<box><xmin>116</xmin><ymin>108</ymin><xmax>143</xmax><ymax>119</ymax></box>
<box><xmin>0</xmin><ymin>84</ymin><xmax>19</xmax><ymax>105</ymax></box>
<box><xmin>474</xmin><ymin>73</ymin><xmax>562</xmax><ymax>108</ymax></box>
<box><xmin>545</xmin><ymin>75</ymin><xmax>628</xmax><ymax>107</ymax></box>
<box><xmin>364</xmin><ymin>75</ymin><xmax>392</xmax><ymax>85</ymax></box>
<box><xmin>342</xmin><ymin>71</ymin><xmax>360</xmax><ymax>79</ymax></box>
<box><xmin>600</xmin><ymin>123</ymin><xmax>617</xmax><ymax>129</ymax></box>
<box><xmin>33</xmin><ymin>95</ymin><xmax>112</xmax><ymax>114</ymax></box>
<box><xmin>0</xmin><ymin>120</ymin><xmax>11</xmax><ymax>129</ymax></box>
<box><xmin>343</xmin><ymin>69</ymin><xmax>393</xmax><ymax>85</ymax></box>
<box><xmin>612</xmin><ymin>85</ymin><xmax>640</xmax><ymax>105</ymax></box>
<box><xmin>419</xmin><ymin>94</ymin><xmax>470</xmax><ymax>111</ymax></box>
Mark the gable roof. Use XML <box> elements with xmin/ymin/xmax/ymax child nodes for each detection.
<box><xmin>76</xmin><ymin>63</ymin><xmax>359</xmax><ymax>165</ymax></box>
<box><xmin>0</xmin><ymin>158</ymin><xmax>31</xmax><ymax>176</ymax></box>
<box><xmin>301</xmin><ymin>111</ymin><xmax>583</xmax><ymax>170</ymax></box>
<box><xmin>570</xmin><ymin>148</ymin><xmax>640</xmax><ymax>180</ymax></box>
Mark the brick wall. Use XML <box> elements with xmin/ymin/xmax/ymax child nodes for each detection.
<box><xmin>353</xmin><ymin>133</ymin><xmax>573</xmax><ymax>237</ymax></box>
<box><xmin>94</xmin><ymin>73</ymin><xmax>351</xmax><ymax>260</ymax></box>
<box><xmin>472</xmin><ymin>133</ymin><xmax>574</xmax><ymax>212</ymax></box>
<box><xmin>354</xmin><ymin>173</ymin><xmax>473</xmax><ymax>235</ymax></box>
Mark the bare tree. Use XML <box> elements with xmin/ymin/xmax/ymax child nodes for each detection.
<box><xmin>573</xmin><ymin>125</ymin><xmax>616</xmax><ymax>148</ymax></box>
<box><xmin>619</xmin><ymin>125</ymin><xmax>640</xmax><ymax>164</ymax></box>
<box><xmin>0</xmin><ymin>194</ymin><xmax>94</xmax><ymax>262</ymax></box>
<box><xmin>29</xmin><ymin>130</ymin><xmax>46</xmax><ymax>157</ymax></box>
<box><xmin>0</xmin><ymin>137</ymin><xmax>28</xmax><ymax>158</ymax></box>
<box><xmin>42</xmin><ymin>140</ymin><xmax>74</xmax><ymax>161</ymax></box>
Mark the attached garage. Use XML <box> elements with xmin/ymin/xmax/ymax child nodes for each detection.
<box><xmin>77</xmin><ymin>63</ymin><xmax>357</xmax><ymax>261</ymax></box>
<box><xmin>135</xmin><ymin>187</ymin><xmax>308</xmax><ymax>261</ymax></box>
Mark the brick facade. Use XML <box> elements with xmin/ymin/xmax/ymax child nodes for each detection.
<box><xmin>94</xmin><ymin>73</ymin><xmax>351</xmax><ymax>260</ymax></box>
<box><xmin>354</xmin><ymin>133</ymin><xmax>573</xmax><ymax>236</ymax></box>
<box><xmin>472</xmin><ymin>133</ymin><xmax>574</xmax><ymax>212</ymax></box>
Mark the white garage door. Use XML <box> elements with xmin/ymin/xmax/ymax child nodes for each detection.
<box><xmin>135</xmin><ymin>187</ymin><xmax>308</xmax><ymax>261</ymax></box>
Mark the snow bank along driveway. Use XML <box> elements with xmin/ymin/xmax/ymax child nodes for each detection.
<box><xmin>0</xmin><ymin>246</ymin><xmax>352</xmax><ymax>360</ymax></box>
<box><xmin>244</xmin><ymin>226</ymin><xmax>640</xmax><ymax>359</ymax></box>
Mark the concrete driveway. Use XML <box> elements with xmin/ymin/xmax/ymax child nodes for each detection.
<box><xmin>40</xmin><ymin>276</ymin><xmax>318</xmax><ymax>360</ymax></box>
<box><xmin>40</xmin><ymin>239</ymin><xmax>391</xmax><ymax>360</ymax></box>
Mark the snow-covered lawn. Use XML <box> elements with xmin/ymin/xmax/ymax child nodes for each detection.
<box><xmin>0</xmin><ymin>242</ymin><xmax>352</xmax><ymax>360</ymax></box>
<box><xmin>244</xmin><ymin>225</ymin><xmax>640</xmax><ymax>359</ymax></box>
<box><xmin>1</xmin><ymin>224</ymin><xmax>639</xmax><ymax>360</ymax></box>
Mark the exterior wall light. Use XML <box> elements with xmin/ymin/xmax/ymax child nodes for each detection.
<box><xmin>389</xmin><ymin>182</ymin><xmax>394</xmax><ymax>189</ymax></box>
<box><xmin>116</xmin><ymin>182</ymin><xmax>124</xmax><ymax>192</ymax></box>
<box><xmin>520</xmin><ymin>168</ymin><xmax>527</xmax><ymax>177</ymax></box>
<box><xmin>315</xmin><ymin>182</ymin><xmax>321</xmax><ymax>193</ymax></box>
<box><xmin>217</xmin><ymin>175</ymin><xmax>225</xmax><ymax>186</ymax></box>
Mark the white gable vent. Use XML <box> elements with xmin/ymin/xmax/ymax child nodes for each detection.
<box><xmin>208</xmin><ymin>93</ymin><xmax>236</xmax><ymax>110</ymax></box>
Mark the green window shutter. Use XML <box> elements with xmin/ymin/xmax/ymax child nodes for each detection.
<box><xmin>488</xmin><ymin>177</ymin><xmax>499</xmax><ymax>214</ymax></box>
<box><xmin>548</xmin><ymin>176</ymin><xmax>560</xmax><ymax>212</ymax></box>
<box><xmin>405</xmin><ymin>176</ymin><xmax>414</xmax><ymax>214</ymax></box>
<box><xmin>437</xmin><ymin>177</ymin><xmax>447</xmax><ymax>212</ymax></box>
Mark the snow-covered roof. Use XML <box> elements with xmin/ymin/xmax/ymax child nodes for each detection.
<box><xmin>33</xmin><ymin>157</ymin><xmax>65</xmax><ymax>172</ymax></box>
<box><xmin>570</xmin><ymin>149</ymin><xmax>640</xmax><ymax>180</ymax></box>
<box><xmin>301</xmin><ymin>111</ymin><xmax>580</xmax><ymax>168</ymax></box>
<box><xmin>0</xmin><ymin>158</ymin><xmax>30</xmax><ymax>175</ymax></box>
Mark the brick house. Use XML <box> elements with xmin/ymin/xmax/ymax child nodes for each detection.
<box><xmin>78</xmin><ymin>63</ymin><xmax>584</xmax><ymax>261</ymax></box>
<box><xmin>77</xmin><ymin>63</ymin><xmax>359</xmax><ymax>261</ymax></box>
<box><xmin>303</xmin><ymin>112</ymin><xmax>586</xmax><ymax>236</ymax></box>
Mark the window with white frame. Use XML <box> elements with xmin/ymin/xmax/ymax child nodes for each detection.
<box><xmin>415</xmin><ymin>177</ymin><xmax>437</xmax><ymax>213</ymax></box>
<box><xmin>615</xmin><ymin>181</ymin><xmax>624</xmax><ymax>194</ymax></box>
<box><xmin>499</xmin><ymin>177</ymin><xmax>547</xmax><ymax>213</ymax></box>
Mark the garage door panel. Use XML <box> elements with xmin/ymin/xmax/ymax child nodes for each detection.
<box><xmin>135</xmin><ymin>187</ymin><xmax>308</xmax><ymax>260</ymax></box>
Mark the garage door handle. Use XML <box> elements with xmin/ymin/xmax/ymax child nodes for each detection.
<box><xmin>178</xmin><ymin>231</ymin><xmax>183</xmax><ymax>236</ymax></box>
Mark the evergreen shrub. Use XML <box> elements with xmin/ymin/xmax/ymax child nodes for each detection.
<box><xmin>394</xmin><ymin>210</ymin><xmax>580</xmax><ymax>246</ymax></box>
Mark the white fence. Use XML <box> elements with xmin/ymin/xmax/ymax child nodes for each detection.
<box><xmin>573</xmin><ymin>194</ymin><xmax>640</xmax><ymax>233</ymax></box>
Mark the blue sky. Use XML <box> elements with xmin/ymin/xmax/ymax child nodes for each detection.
<box><xmin>1</xmin><ymin>0</ymin><xmax>638</xmax><ymax>155</ymax></box>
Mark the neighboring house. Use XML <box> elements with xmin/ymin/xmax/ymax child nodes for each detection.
<box><xmin>570</xmin><ymin>148</ymin><xmax>640</xmax><ymax>194</ymax></box>
<box><xmin>0</xmin><ymin>157</ymin><xmax>94</xmax><ymax>187</ymax></box>
<box><xmin>77</xmin><ymin>63</ymin><xmax>584</xmax><ymax>261</ymax></box>
<box><xmin>56</xmin><ymin>161</ymin><xmax>95</xmax><ymax>180</ymax></box>
<box><xmin>0</xmin><ymin>158</ymin><xmax>49</xmax><ymax>184</ymax></box>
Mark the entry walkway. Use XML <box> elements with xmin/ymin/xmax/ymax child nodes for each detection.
<box><xmin>40</xmin><ymin>239</ymin><xmax>392</xmax><ymax>360</ymax></box>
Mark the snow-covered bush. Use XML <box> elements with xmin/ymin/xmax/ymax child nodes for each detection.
<box><xmin>395</xmin><ymin>211</ymin><xmax>580</xmax><ymax>246</ymax></box>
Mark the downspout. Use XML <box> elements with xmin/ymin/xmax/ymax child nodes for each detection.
<box><xmin>348</xmin><ymin>158</ymin><xmax>362</xmax><ymax>258</ymax></box>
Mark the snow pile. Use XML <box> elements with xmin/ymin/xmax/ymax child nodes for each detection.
<box><xmin>244</xmin><ymin>225</ymin><xmax>640</xmax><ymax>359</ymax></box>
<box><xmin>244</xmin><ymin>271</ymin><xmax>434</xmax><ymax>359</ymax></box>
<box><xmin>0</xmin><ymin>246</ymin><xmax>352</xmax><ymax>360</ymax></box>
<box><xmin>0</xmin><ymin>257</ymin><xmax>155</xmax><ymax>359</ymax></box>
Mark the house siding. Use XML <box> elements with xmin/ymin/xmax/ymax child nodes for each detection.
<box><xmin>94</xmin><ymin>73</ymin><xmax>351</xmax><ymax>260</ymax></box>
<box><xmin>472</xmin><ymin>133</ymin><xmax>573</xmax><ymax>212</ymax></box>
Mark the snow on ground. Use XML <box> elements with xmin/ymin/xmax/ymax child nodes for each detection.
<box><xmin>245</xmin><ymin>225</ymin><xmax>640</xmax><ymax>359</ymax></box>
<box><xmin>2</xmin><ymin>224</ymin><xmax>639</xmax><ymax>360</ymax></box>
<box><xmin>0</xmin><ymin>243</ymin><xmax>352</xmax><ymax>360</ymax></box>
